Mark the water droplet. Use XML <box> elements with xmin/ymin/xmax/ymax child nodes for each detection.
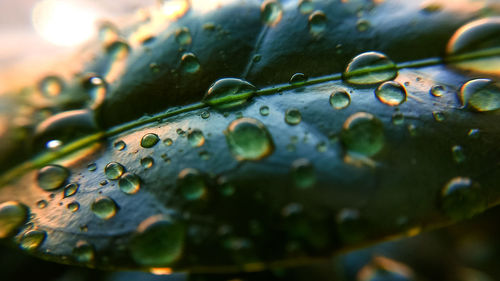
<box><xmin>201</xmin><ymin>111</ymin><xmax>210</xmax><ymax>119</ymax></box>
<box><xmin>217</xmin><ymin>177</ymin><xmax>235</xmax><ymax>196</ymax></box>
<box><xmin>118</xmin><ymin>173</ymin><xmax>141</xmax><ymax>194</ymax></box>
<box><xmin>330</xmin><ymin>90</ymin><xmax>351</xmax><ymax>109</ymax></box>
<box><xmin>129</xmin><ymin>215</ymin><xmax>185</xmax><ymax>266</ymax></box>
<box><xmin>446</xmin><ymin>18</ymin><xmax>500</xmax><ymax>75</ymax></box>
<box><xmin>141</xmin><ymin>157</ymin><xmax>154</xmax><ymax>169</ymax></box>
<box><xmin>468</xmin><ymin>128</ymin><xmax>480</xmax><ymax>138</ymax></box>
<box><xmin>308</xmin><ymin>10</ymin><xmax>327</xmax><ymax>35</ymax></box>
<box><xmin>452</xmin><ymin>145</ymin><xmax>466</xmax><ymax>163</ymax></box>
<box><xmin>291</xmin><ymin>159</ymin><xmax>316</xmax><ymax>189</ymax></box>
<box><xmin>441</xmin><ymin>177</ymin><xmax>486</xmax><ymax>220</ymax></box>
<box><xmin>67</xmin><ymin>202</ymin><xmax>80</xmax><ymax>212</ymax></box>
<box><xmin>344</xmin><ymin>52</ymin><xmax>397</xmax><ymax>85</ymax></box>
<box><xmin>187</xmin><ymin>129</ymin><xmax>205</xmax><ymax>147</ymax></box>
<box><xmin>98</xmin><ymin>21</ymin><xmax>119</xmax><ymax>46</ymax></box>
<box><xmin>356</xmin><ymin>19</ymin><xmax>370</xmax><ymax>32</ymax></box>
<box><xmin>178</xmin><ymin>168</ymin><xmax>206</xmax><ymax>200</ymax></box>
<box><xmin>0</xmin><ymin>201</ymin><xmax>28</xmax><ymax>238</ymax></box>
<box><xmin>81</xmin><ymin>74</ymin><xmax>107</xmax><ymax>109</ymax></box>
<box><xmin>106</xmin><ymin>40</ymin><xmax>130</xmax><ymax>60</ymax></box>
<box><xmin>176</xmin><ymin>128</ymin><xmax>185</xmax><ymax>136</ymax></box>
<box><xmin>203</xmin><ymin>78</ymin><xmax>257</xmax><ymax>109</ymax></box>
<box><xmin>432</xmin><ymin>111</ymin><xmax>445</xmax><ymax>122</ymax></box>
<box><xmin>298</xmin><ymin>0</ymin><xmax>314</xmax><ymax>14</ymax></box>
<box><xmin>63</xmin><ymin>183</ymin><xmax>79</xmax><ymax>198</ymax></box>
<box><xmin>20</xmin><ymin>230</ymin><xmax>46</xmax><ymax>251</ymax></box>
<box><xmin>261</xmin><ymin>0</ymin><xmax>283</xmax><ymax>26</ymax></box>
<box><xmin>392</xmin><ymin>112</ymin><xmax>404</xmax><ymax>125</ymax></box>
<box><xmin>259</xmin><ymin>106</ymin><xmax>270</xmax><ymax>116</ymax></box>
<box><xmin>252</xmin><ymin>54</ymin><xmax>262</xmax><ymax>62</ymax></box>
<box><xmin>459</xmin><ymin>78</ymin><xmax>500</xmax><ymax>112</ymax></box>
<box><xmin>430</xmin><ymin>85</ymin><xmax>446</xmax><ymax>97</ymax></box>
<box><xmin>199</xmin><ymin>150</ymin><xmax>211</xmax><ymax>160</ymax></box>
<box><xmin>88</xmin><ymin>163</ymin><xmax>97</xmax><ymax>172</ymax></box>
<box><xmin>408</xmin><ymin>124</ymin><xmax>417</xmax><ymax>136</ymax></box>
<box><xmin>73</xmin><ymin>241</ymin><xmax>95</xmax><ymax>263</ymax></box>
<box><xmin>341</xmin><ymin>112</ymin><xmax>384</xmax><ymax>157</ymax></box>
<box><xmin>375</xmin><ymin>81</ymin><xmax>407</xmax><ymax>106</ymax></box>
<box><xmin>150</xmin><ymin>62</ymin><xmax>160</xmax><ymax>73</ymax></box>
<box><xmin>289</xmin><ymin>73</ymin><xmax>308</xmax><ymax>85</ymax></box>
<box><xmin>225</xmin><ymin>118</ymin><xmax>274</xmax><ymax>161</ymax></box>
<box><xmin>37</xmin><ymin>200</ymin><xmax>48</xmax><ymax>209</ymax></box>
<box><xmin>38</xmin><ymin>75</ymin><xmax>64</xmax><ymax>98</ymax></box>
<box><xmin>37</xmin><ymin>165</ymin><xmax>70</xmax><ymax>191</ymax></box>
<box><xmin>141</xmin><ymin>133</ymin><xmax>160</xmax><ymax>148</ymax></box>
<box><xmin>91</xmin><ymin>196</ymin><xmax>118</xmax><ymax>219</ymax></box>
<box><xmin>114</xmin><ymin>140</ymin><xmax>126</xmax><ymax>151</ymax></box>
<box><xmin>163</xmin><ymin>138</ymin><xmax>173</xmax><ymax>146</ymax></box>
<box><xmin>180</xmin><ymin>52</ymin><xmax>200</xmax><ymax>74</ymax></box>
<box><xmin>175</xmin><ymin>27</ymin><xmax>192</xmax><ymax>45</ymax></box>
<box><xmin>316</xmin><ymin>142</ymin><xmax>327</xmax><ymax>153</ymax></box>
<box><xmin>285</xmin><ymin>109</ymin><xmax>302</xmax><ymax>125</ymax></box>
<box><xmin>104</xmin><ymin>162</ymin><xmax>125</xmax><ymax>180</ymax></box>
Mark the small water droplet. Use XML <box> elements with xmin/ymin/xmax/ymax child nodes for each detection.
<box><xmin>87</xmin><ymin>163</ymin><xmax>97</xmax><ymax>172</ymax></box>
<box><xmin>141</xmin><ymin>133</ymin><xmax>160</xmax><ymax>148</ymax></box>
<box><xmin>356</xmin><ymin>19</ymin><xmax>370</xmax><ymax>32</ymax></box>
<box><xmin>259</xmin><ymin>106</ymin><xmax>270</xmax><ymax>116</ymax></box>
<box><xmin>341</xmin><ymin>112</ymin><xmax>384</xmax><ymax>157</ymax></box>
<box><xmin>198</xmin><ymin>150</ymin><xmax>211</xmax><ymax>160</ymax></box>
<box><xmin>178</xmin><ymin>168</ymin><xmax>206</xmax><ymax>200</ymax></box>
<box><xmin>441</xmin><ymin>177</ymin><xmax>486</xmax><ymax>220</ymax></box>
<box><xmin>0</xmin><ymin>201</ymin><xmax>28</xmax><ymax>238</ymax></box>
<box><xmin>432</xmin><ymin>111</ymin><xmax>445</xmax><ymax>122</ymax></box>
<box><xmin>201</xmin><ymin>111</ymin><xmax>210</xmax><ymax>119</ymax></box>
<box><xmin>289</xmin><ymin>73</ymin><xmax>308</xmax><ymax>85</ymax></box>
<box><xmin>63</xmin><ymin>183</ymin><xmax>79</xmax><ymax>198</ymax></box>
<box><xmin>130</xmin><ymin>215</ymin><xmax>185</xmax><ymax>266</ymax></box>
<box><xmin>330</xmin><ymin>90</ymin><xmax>351</xmax><ymax>109</ymax></box>
<box><xmin>298</xmin><ymin>0</ymin><xmax>314</xmax><ymax>14</ymax></box>
<box><xmin>203</xmin><ymin>78</ymin><xmax>257</xmax><ymax>109</ymax></box>
<box><xmin>20</xmin><ymin>230</ymin><xmax>46</xmax><ymax>251</ymax></box>
<box><xmin>225</xmin><ymin>118</ymin><xmax>274</xmax><ymax>161</ymax></box>
<box><xmin>408</xmin><ymin>124</ymin><xmax>417</xmax><ymax>136</ymax></box>
<box><xmin>150</xmin><ymin>62</ymin><xmax>160</xmax><ymax>73</ymax></box>
<box><xmin>253</xmin><ymin>54</ymin><xmax>262</xmax><ymax>62</ymax></box>
<box><xmin>217</xmin><ymin>177</ymin><xmax>235</xmax><ymax>196</ymax></box>
<box><xmin>187</xmin><ymin>129</ymin><xmax>205</xmax><ymax>147</ymax></box>
<box><xmin>343</xmin><ymin>52</ymin><xmax>397</xmax><ymax>85</ymax></box>
<box><xmin>459</xmin><ymin>78</ymin><xmax>500</xmax><ymax>112</ymax></box>
<box><xmin>180</xmin><ymin>52</ymin><xmax>200</xmax><ymax>74</ymax></box>
<box><xmin>37</xmin><ymin>200</ymin><xmax>48</xmax><ymax>209</ymax></box>
<box><xmin>261</xmin><ymin>0</ymin><xmax>283</xmax><ymax>26</ymax></box>
<box><xmin>308</xmin><ymin>10</ymin><xmax>327</xmax><ymax>35</ymax></box>
<box><xmin>176</xmin><ymin>128</ymin><xmax>185</xmax><ymax>136</ymax></box>
<box><xmin>91</xmin><ymin>196</ymin><xmax>118</xmax><ymax>219</ymax></box>
<box><xmin>38</xmin><ymin>76</ymin><xmax>64</xmax><ymax>98</ymax></box>
<box><xmin>73</xmin><ymin>241</ymin><xmax>95</xmax><ymax>263</ymax></box>
<box><xmin>316</xmin><ymin>142</ymin><xmax>327</xmax><ymax>153</ymax></box>
<box><xmin>141</xmin><ymin>157</ymin><xmax>154</xmax><ymax>169</ymax></box>
<box><xmin>285</xmin><ymin>109</ymin><xmax>302</xmax><ymax>125</ymax></box>
<box><xmin>468</xmin><ymin>128</ymin><xmax>480</xmax><ymax>138</ymax></box>
<box><xmin>81</xmin><ymin>74</ymin><xmax>107</xmax><ymax>109</ymax></box>
<box><xmin>104</xmin><ymin>162</ymin><xmax>125</xmax><ymax>180</ymax></box>
<box><xmin>291</xmin><ymin>159</ymin><xmax>316</xmax><ymax>189</ymax></box>
<box><xmin>375</xmin><ymin>81</ymin><xmax>407</xmax><ymax>106</ymax></box>
<box><xmin>175</xmin><ymin>27</ymin><xmax>192</xmax><ymax>45</ymax></box>
<box><xmin>452</xmin><ymin>145</ymin><xmax>466</xmax><ymax>163</ymax></box>
<box><xmin>118</xmin><ymin>173</ymin><xmax>141</xmax><ymax>194</ymax></box>
<box><xmin>164</xmin><ymin>138</ymin><xmax>173</xmax><ymax>146</ymax></box>
<box><xmin>392</xmin><ymin>112</ymin><xmax>404</xmax><ymax>125</ymax></box>
<box><xmin>67</xmin><ymin>202</ymin><xmax>80</xmax><ymax>212</ymax></box>
<box><xmin>106</xmin><ymin>40</ymin><xmax>130</xmax><ymax>60</ymax></box>
<box><xmin>114</xmin><ymin>140</ymin><xmax>126</xmax><ymax>151</ymax></box>
<box><xmin>430</xmin><ymin>85</ymin><xmax>446</xmax><ymax>97</ymax></box>
<box><xmin>37</xmin><ymin>165</ymin><xmax>70</xmax><ymax>191</ymax></box>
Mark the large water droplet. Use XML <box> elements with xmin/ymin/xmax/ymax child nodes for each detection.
<box><xmin>261</xmin><ymin>0</ymin><xmax>283</xmax><ymax>26</ymax></box>
<box><xmin>0</xmin><ymin>201</ymin><xmax>28</xmax><ymax>238</ymax></box>
<box><xmin>225</xmin><ymin>118</ymin><xmax>274</xmax><ymax>161</ymax></box>
<box><xmin>118</xmin><ymin>173</ymin><xmax>141</xmax><ymax>194</ymax></box>
<box><xmin>129</xmin><ymin>215</ymin><xmax>185</xmax><ymax>266</ymax></box>
<box><xmin>341</xmin><ymin>112</ymin><xmax>384</xmax><ymax>157</ymax></box>
<box><xmin>375</xmin><ymin>81</ymin><xmax>407</xmax><ymax>106</ymax></box>
<box><xmin>330</xmin><ymin>90</ymin><xmax>351</xmax><ymax>109</ymax></box>
<box><xmin>91</xmin><ymin>196</ymin><xmax>118</xmax><ymax>220</ymax></box>
<box><xmin>180</xmin><ymin>52</ymin><xmax>200</xmax><ymax>74</ymax></box>
<box><xmin>20</xmin><ymin>230</ymin><xmax>46</xmax><ymax>251</ymax></box>
<box><xmin>308</xmin><ymin>10</ymin><xmax>327</xmax><ymax>35</ymax></box>
<box><xmin>446</xmin><ymin>18</ymin><xmax>500</xmax><ymax>75</ymax></box>
<box><xmin>104</xmin><ymin>162</ymin><xmax>125</xmax><ymax>180</ymax></box>
<box><xmin>203</xmin><ymin>78</ymin><xmax>257</xmax><ymax>109</ymax></box>
<box><xmin>37</xmin><ymin>165</ymin><xmax>70</xmax><ymax>191</ymax></box>
<box><xmin>459</xmin><ymin>78</ymin><xmax>500</xmax><ymax>112</ymax></box>
<box><xmin>141</xmin><ymin>133</ymin><xmax>160</xmax><ymax>148</ymax></box>
<box><xmin>441</xmin><ymin>177</ymin><xmax>487</xmax><ymax>220</ymax></box>
<box><xmin>344</xmin><ymin>52</ymin><xmax>397</xmax><ymax>85</ymax></box>
<box><xmin>38</xmin><ymin>75</ymin><xmax>64</xmax><ymax>98</ymax></box>
<box><xmin>73</xmin><ymin>241</ymin><xmax>95</xmax><ymax>263</ymax></box>
<box><xmin>175</xmin><ymin>27</ymin><xmax>192</xmax><ymax>45</ymax></box>
<box><xmin>178</xmin><ymin>168</ymin><xmax>206</xmax><ymax>200</ymax></box>
<box><xmin>285</xmin><ymin>108</ymin><xmax>302</xmax><ymax>125</ymax></box>
<box><xmin>291</xmin><ymin>159</ymin><xmax>316</xmax><ymax>189</ymax></box>
<box><xmin>187</xmin><ymin>129</ymin><xmax>205</xmax><ymax>147</ymax></box>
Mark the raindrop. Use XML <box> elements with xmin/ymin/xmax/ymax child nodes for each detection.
<box><xmin>459</xmin><ymin>78</ymin><xmax>500</xmax><ymax>112</ymax></box>
<box><xmin>441</xmin><ymin>177</ymin><xmax>486</xmax><ymax>220</ymax></box>
<box><xmin>468</xmin><ymin>128</ymin><xmax>480</xmax><ymax>138</ymax></box>
<box><xmin>0</xmin><ymin>201</ymin><xmax>28</xmax><ymax>238</ymax></box>
<box><xmin>289</xmin><ymin>73</ymin><xmax>308</xmax><ymax>85</ymax></box>
<box><xmin>261</xmin><ymin>0</ymin><xmax>283</xmax><ymax>26</ymax></box>
<box><xmin>259</xmin><ymin>106</ymin><xmax>270</xmax><ymax>116</ymax></box>
<box><xmin>141</xmin><ymin>157</ymin><xmax>154</xmax><ymax>169</ymax></box>
<box><xmin>343</xmin><ymin>52</ymin><xmax>397</xmax><ymax>85</ymax></box>
<box><xmin>180</xmin><ymin>52</ymin><xmax>200</xmax><ymax>74</ymax></box>
<box><xmin>118</xmin><ymin>173</ymin><xmax>141</xmax><ymax>194</ymax></box>
<box><xmin>37</xmin><ymin>200</ymin><xmax>48</xmax><ymax>209</ymax></box>
<box><xmin>104</xmin><ymin>162</ymin><xmax>125</xmax><ymax>180</ymax></box>
<box><xmin>225</xmin><ymin>118</ymin><xmax>274</xmax><ymax>161</ymax></box>
<box><xmin>141</xmin><ymin>133</ymin><xmax>160</xmax><ymax>148</ymax></box>
<box><xmin>114</xmin><ymin>140</ymin><xmax>126</xmax><ymax>151</ymax></box>
<box><xmin>291</xmin><ymin>159</ymin><xmax>316</xmax><ymax>189</ymax></box>
<box><xmin>430</xmin><ymin>85</ymin><xmax>446</xmax><ymax>97</ymax></box>
<box><xmin>129</xmin><ymin>215</ymin><xmax>185</xmax><ymax>266</ymax></box>
<box><xmin>38</xmin><ymin>75</ymin><xmax>64</xmax><ymax>98</ymax></box>
<box><xmin>341</xmin><ymin>112</ymin><xmax>384</xmax><ymax>157</ymax></box>
<box><xmin>164</xmin><ymin>138</ymin><xmax>173</xmax><ymax>146</ymax></box>
<box><xmin>203</xmin><ymin>78</ymin><xmax>257</xmax><ymax>109</ymax></box>
<box><xmin>356</xmin><ymin>19</ymin><xmax>370</xmax><ymax>32</ymax></box>
<box><xmin>37</xmin><ymin>165</ymin><xmax>70</xmax><ymax>191</ymax></box>
<box><xmin>175</xmin><ymin>27</ymin><xmax>192</xmax><ymax>45</ymax></box>
<box><xmin>375</xmin><ymin>81</ymin><xmax>407</xmax><ymax>106</ymax></box>
<box><xmin>330</xmin><ymin>90</ymin><xmax>351</xmax><ymax>109</ymax></box>
<box><xmin>298</xmin><ymin>0</ymin><xmax>314</xmax><ymax>14</ymax></box>
<box><xmin>63</xmin><ymin>183</ymin><xmax>79</xmax><ymax>198</ymax></box>
<box><xmin>67</xmin><ymin>202</ymin><xmax>80</xmax><ymax>212</ymax></box>
<box><xmin>285</xmin><ymin>109</ymin><xmax>302</xmax><ymax>125</ymax></box>
<box><xmin>20</xmin><ymin>230</ymin><xmax>46</xmax><ymax>251</ymax></box>
<box><xmin>201</xmin><ymin>111</ymin><xmax>210</xmax><ymax>119</ymax></box>
<box><xmin>433</xmin><ymin>111</ymin><xmax>445</xmax><ymax>122</ymax></box>
<box><xmin>87</xmin><ymin>163</ymin><xmax>97</xmax><ymax>172</ymax></box>
<box><xmin>91</xmin><ymin>196</ymin><xmax>118</xmax><ymax>220</ymax></box>
<box><xmin>308</xmin><ymin>10</ymin><xmax>327</xmax><ymax>35</ymax></box>
<box><xmin>187</xmin><ymin>129</ymin><xmax>205</xmax><ymax>147</ymax></box>
<box><xmin>73</xmin><ymin>241</ymin><xmax>95</xmax><ymax>263</ymax></box>
<box><xmin>178</xmin><ymin>168</ymin><xmax>206</xmax><ymax>200</ymax></box>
